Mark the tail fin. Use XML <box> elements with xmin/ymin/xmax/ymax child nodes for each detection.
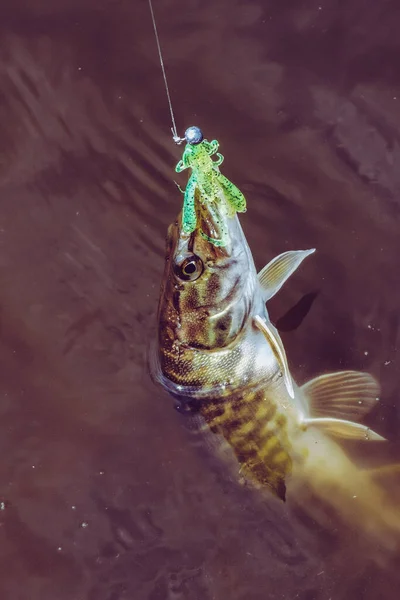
<box><xmin>287</xmin><ymin>370</ymin><xmax>400</xmax><ymax>565</ymax></box>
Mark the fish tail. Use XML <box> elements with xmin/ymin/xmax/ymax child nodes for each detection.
<box><xmin>281</xmin><ymin>370</ymin><xmax>400</xmax><ymax>562</ymax></box>
<box><xmin>289</xmin><ymin>430</ymin><xmax>400</xmax><ymax>562</ymax></box>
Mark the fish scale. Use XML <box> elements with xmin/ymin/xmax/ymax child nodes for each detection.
<box><xmin>199</xmin><ymin>386</ymin><xmax>293</xmax><ymax>499</ymax></box>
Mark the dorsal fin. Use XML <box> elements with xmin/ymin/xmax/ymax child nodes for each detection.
<box><xmin>258</xmin><ymin>249</ymin><xmax>315</xmax><ymax>301</ymax></box>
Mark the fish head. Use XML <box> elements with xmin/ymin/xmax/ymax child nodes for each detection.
<box><xmin>152</xmin><ymin>194</ymin><xmax>262</xmax><ymax>398</ymax></box>
<box><xmin>160</xmin><ymin>196</ymin><xmax>257</xmax><ymax>349</ymax></box>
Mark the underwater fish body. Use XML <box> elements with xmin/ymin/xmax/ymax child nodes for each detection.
<box><xmin>152</xmin><ymin>188</ymin><xmax>400</xmax><ymax>553</ymax></box>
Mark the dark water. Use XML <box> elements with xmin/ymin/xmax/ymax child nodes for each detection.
<box><xmin>0</xmin><ymin>0</ymin><xmax>400</xmax><ymax>598</ymax></box>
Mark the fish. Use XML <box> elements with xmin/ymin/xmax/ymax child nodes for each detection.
<box><xmin>151</xmin><ymin>185</ymin><xmax>400</xmax><ymax>555</ymax></box>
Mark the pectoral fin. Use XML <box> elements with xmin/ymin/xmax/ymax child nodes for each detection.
<box><xmin>258</xmin><ymin>249</ymin><xmax>316</xmax><ymax>301</ymax></box>
<box><xmin>301</xmin><ymin>417</ymin><xmax>385</xmax><ymax>441</ymax></box>
<box><xmin>253</xmin><ymin>315</ymin><xmax>294</xmax><ymax>399</ymax></box>
<box><xmin>302</xmin><ymin>371</ymin><xmax>381</xmax><ymax>421</ymax></box>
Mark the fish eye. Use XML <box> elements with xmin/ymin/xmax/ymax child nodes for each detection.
<box><xmin>174</xmin><ymin>254</ymin><xmax>204</xmax><ymax>281</ymax></box>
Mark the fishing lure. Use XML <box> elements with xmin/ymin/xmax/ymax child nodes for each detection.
<box><xmin>176</xmin><ymin>126</ymin><xmax>247</xmax><ymax>247</ymax></box>
<box><xmin>147</xmin><ymin>1</ymin><xmax>246</xmax><ymax>246</ymax></box>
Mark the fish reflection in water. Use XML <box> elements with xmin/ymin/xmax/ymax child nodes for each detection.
<box><xmin>151</xmin><ymin>131</ymin><xmax>400</xmax><ymax>562</ymax></box>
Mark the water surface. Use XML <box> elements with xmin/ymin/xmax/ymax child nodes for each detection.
<box><xmin>0</xmin><ymin>1</ymin><xmax>400</xmax><ymax>598</ymax></box>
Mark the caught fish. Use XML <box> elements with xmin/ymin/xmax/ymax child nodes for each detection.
<box><xmin>151</xmin><ymin>129</ymin><xmax>400</xmax><ymax>553</ymax></box>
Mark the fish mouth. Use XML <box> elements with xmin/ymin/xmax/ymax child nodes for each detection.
<box><xmin>194</xmin><ymin>192</ymin><xmax>235</xmax><ymax>251</ymax></box>
<box><xmin>172</xmin><ymin>191</ymin><xmax>251</xmax><ymax>264</ymax></box>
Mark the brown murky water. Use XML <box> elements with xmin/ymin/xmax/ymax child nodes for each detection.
<box><xmin>0</xmin><ymin>1</ymin><xmax>400</xmax><ymax>598</ymax></box>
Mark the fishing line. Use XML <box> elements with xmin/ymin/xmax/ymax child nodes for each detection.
<box><xmin>147</xmin><ymin>0</ymin><xmax>184</xmax><ymax>144</ymax></box>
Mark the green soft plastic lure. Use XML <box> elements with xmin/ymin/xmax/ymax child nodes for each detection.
<box><xmin>175</xmin><ymin>126</ymin><xmax>247</xmax><ymax>247</ymax></box>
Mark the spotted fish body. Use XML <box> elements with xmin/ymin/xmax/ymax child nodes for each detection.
<box><xmin>152</xmin><ymin>180</ymin><xmax>400</xmax><ymax>553</ymax></box>
<box><xmin>199</xmin><ymin>385</ymin><xmax>294</xmax><ymax>499</ymax></box>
